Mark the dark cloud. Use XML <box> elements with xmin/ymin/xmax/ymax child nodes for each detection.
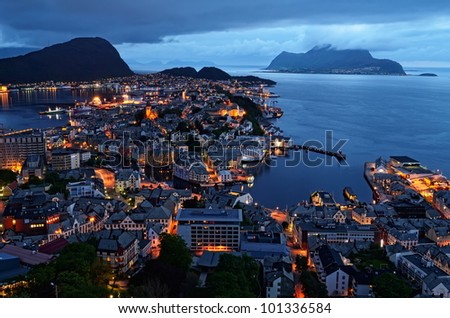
<box><xmin>0</xmin><ymin>0</ymin><xmax>448</xmax><ymax>46</ymax></box>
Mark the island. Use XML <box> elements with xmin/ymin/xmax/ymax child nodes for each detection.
<box><xmin>418</xmin><ymin>73</ymin><xmax>438</xmax><ymax>77</ymax></box>
<box><xmin>266</xmin><ymin>45</ymin><xmax>406</xmax><ymax>75</ymax></box>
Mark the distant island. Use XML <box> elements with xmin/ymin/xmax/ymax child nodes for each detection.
<box><xmin>266</xmin><ymin>45</ymin><xmax>405</xmax><ymax>75</ymax></box>
<box><xmin>0</xmin><ymin>37</ymin><xmax>134</xmax><ymax>84</ymax></box>
<box><xmin>160</xmin><ymin>66</ymin><xmax>276</xmax><ymax>85</ymax></box>
<box><xmin>418</xmin><ymin>73</ymin><xmax>437</xmax><ymax>77</ymax></box>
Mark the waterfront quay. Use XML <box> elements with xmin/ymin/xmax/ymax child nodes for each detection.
<box><xmin>365</xmin><ymin>156</ymin><xmax>450</xmax><ymax>217</ymax></box>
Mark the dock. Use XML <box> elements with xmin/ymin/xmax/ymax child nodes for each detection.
<box><xmin>293</xmin><ymin>144</ymin><xmax>347</xmax><ymax>160</ymax></box>
<box><xmin>364</xmin><ymin>162</ymin><xmax>384</xmax><ymax>202</ymax></box>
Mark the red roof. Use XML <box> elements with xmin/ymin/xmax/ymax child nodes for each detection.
<box><xmin>38</xmin><ymin>237</ymin><xmax>69</xmax><ymax>255</ymax></box>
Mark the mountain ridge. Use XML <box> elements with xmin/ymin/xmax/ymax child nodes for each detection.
<box><xmin>0</xmin><ymin>37</ymin><xmax>134</xmax><ymax>84</ymax></box>
<box><xmin>267</xmin><ymin>45</ymin><xmax>405</xmax><ymax>75</ymax></box>
<box><xmin>160</xmin><ymin>66</ymin><xmax>276</xmax><ymax>85</ymax></box>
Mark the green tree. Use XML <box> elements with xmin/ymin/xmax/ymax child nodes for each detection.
<box><xmin>0</xmin><ymin>169</ymin><xmax>17</xmax><ymax>186</ymax></box>
<box><xmin>208</xmin><ymin>271</ymin><xmax>254</xmax><ymax>297</ymax></box>
<box><xmin>159</xmin><ymin>234</ymin><xmax>192</xmax><ymax>273</ymax></box>
<box><xmin>373</xmin><ymin>273</ymin><xmax>412</xmax><ymax>298</ymax></box>
<box><xmin>17</xmin><ymin>242</ymin><xmax>110</xmax><ymax>298</ymax></box>
<box><xmin>128</xmin><ymin>277</ymin><xmax>171</xmax><ymax>298</ymax></box>
<box><xmin>295</xmin><ymin>255</ymin><xmax>308</xmax><ymax>273</ymax></box>
<box><xmin>182</xmin><ymin>197</ymin><xmax>205</xmax><ymax>208</ymax></box>
<box><xmin>300</xmin><ymin>271</ymin><xmax>328</xmax><ymax>298</ymax></box>
<box><xmin>28</xmin><ymin>175</ymin><xmax>43</xmax><ymax>185</ymax></box>
<box><xmin>207</xmin><ymin>254</ymin><xmax>260</xmax><ymax>297</ymax></box>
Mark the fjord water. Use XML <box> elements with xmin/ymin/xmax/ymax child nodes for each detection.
<box><xmin>229</xmin><ymin>68</ymin><xmax>450</xmax><ymax>207</ymax></box>
<box><xmin>0</xmin><ymin>89</ymin><xmax>92</xmax><ymax>129</ymax></box>
<box><xmin>1</xmin><ymin>68</ymin><xmax>450</xmax><ymax>207</ymax></box>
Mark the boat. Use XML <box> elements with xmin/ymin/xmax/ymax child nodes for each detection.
<box><xmin>343</xmin><ymin>187</ymin><xmax>358</xmax><ymax>203</ymax></box>
<box><xmin>261</xmin><ymin>106</ymin><xmax>284</xmax><ymax>119</ymax></box>
<box><xmin>39</xmin><ymin>106</ymin><xmax>67</xmax><ymax>115</ymax></box>
<box><xmin>240</xmin><ymin>155</ymin><xmax>261</xmax><ymax>163</ymax></box>
<box><xmin>70</xmin><ymin>102</ymin><xmax>92</xmax><ymax>114</ymax></box>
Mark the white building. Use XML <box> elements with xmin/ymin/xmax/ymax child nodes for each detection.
<box><xmin>51</xmin><ymin>149</ymin><xmax>80</xmax><ymax>171</ymax></box>
<box><xmin>176</xmin><ymin>208</ymin><xmax>242</xmax><ymax>252</ymax></box>
<box><xmin>115</xmin><ymin>169</ymin><xmax>141</xmax><ymax>193</ymax></box>
<box><xmin>67</xmin><ymin>180</ymin><xmax>104</xmax><ymax>199</ymax></box>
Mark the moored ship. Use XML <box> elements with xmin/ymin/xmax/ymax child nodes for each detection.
<box><xmin>39</xmin><ymin>106</ymin><xmax>67</xmax><ymax>115</ymax></box>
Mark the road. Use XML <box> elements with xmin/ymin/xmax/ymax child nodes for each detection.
<box><xmin>95</xmin><ymin>168</ymin><xmax>115</xmax><ymax>188</ymax></box>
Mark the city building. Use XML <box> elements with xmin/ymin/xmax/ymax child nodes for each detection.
<box><xmin>434</xmin><ymin>190</ymin><xmax>450</xmax><ymax>219</ymax></box>
<box><xmin>21</xmin><ymin>155</ymin><xmax>45</xmax><ymax>181</ymax></box>
<box><xmin>51</xmin><ymin>149</ymin><xmax>80</xmax><ymax>171</ymax></box>
<box><xmin>351</xmin><ymin>206</ymin><xmax>377</xmax><ymax>225</ymax></box>
<box><xmin>397</xmin><ymin>253</ymin><xmax>448</xmax><ymax>288</ymax></box>
<box><xmin>176</xmin><ymin>208</ymin><xmax>242</xmax><ymax>253</ymax></box>
<box><xmin>0</xmin><ymin>253</ymin><xmax>29</xmax><ymax>283</ymax></box>
<box><xmin>2</xmin><ymin>191</ymin><xmax>61</xmax><ymax>236</ymax></box>
<box><xmin>96</xmin><ymin>230</ymin><xmax>139</xmax><ymax>274</ymax></box>
<box><xmin>265</xmin><ymin>267</ymin><xmax>294</xmax><ymax>298</ymax></box>
<box><xmin>297</xmin><ymin>221</ymin><xmax>375</xmax><ymax>249</ymax></box>
<box><xmin>240</xmin><ymin>231</ymin><xmax>289</xmax><ymax>260</ymax></box>
<box><xmin>311</xmin><ymin>244</ymin><xmax>351</xmax><ymax>296</ymax></box>
<box><xmin>66</xmin><ymin>180</ymin><xmax>104</xmax><ymax>198</ymax></box>
<box><xmin>115</xmin><ymin>169</ymin><xmax>141</xmax><ymax>193</ymax></box>
<box><xmin>422</xmin><ymin>273</ymin><xmax>450</xmax><ymax>298</ymax></box>
<box><xmin>0</xmin><ymin>129</ymin><xmax>46</xmax><ymax>172</ymax></box>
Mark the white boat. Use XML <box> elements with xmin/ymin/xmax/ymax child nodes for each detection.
<box><xmin>240</xmin><ymin>155</ymin><xmax>262</xmax><ymax>163</ymax></box>
<box><xmin>39</xmin><ymin>106</ymin><xmax>67</xmax><ymax>115</ymax></box>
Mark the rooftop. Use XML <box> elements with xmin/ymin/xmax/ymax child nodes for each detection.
<box><xmin>390</xmin><ymin>156</ymin><xmax>420</xmax><ymax>164</ymax></box>
<box><xmin>176</xmin><ymin>208</ymin><xmax>242</xmax><ymax>222</ymax></box>
<box><xmin>0</xmin><ymin>245</ymin><xmax>53</xmax><ymax>266</ymax></box>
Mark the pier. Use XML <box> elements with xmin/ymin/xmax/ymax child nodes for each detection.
<box><xmin>293</xmin><ymin>144</ymin><xmax>347</xmax><ymax>161</ymax></box>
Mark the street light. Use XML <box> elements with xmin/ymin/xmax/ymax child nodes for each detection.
<box><xmin>50</xmin><ymin>282</ymin><xmax>58</xmax><ymax>298</ymax></box>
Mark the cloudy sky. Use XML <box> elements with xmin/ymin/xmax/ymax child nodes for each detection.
<box><xmin>1</xmin><ymin>0</ymin><xmax>450</xmax><ymax>69</ymax></box>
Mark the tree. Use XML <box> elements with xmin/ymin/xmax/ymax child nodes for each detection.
<box><xmin>44</xmin><ymin>172</ymin><xmax>71</xmax><ymax>195</ymax></box>
<box><xmin>295</xmin><ymin>255</ymin><xmax>308</xmax><ymax>273</ymax></box>
<box><xmin>373</xmin><ymin>273</ymin><xmax>412</xmax><ymax>298</ymax></box>
<box><xmin>300</xmin><ymin>271</ymin><xmax>328</xmax><ymax>298</ymax></box>
<box><xmin>127</xmin><ymin>277</ymin><xmax>171</xmax><ymax>298</ymax></box>
<box><xmin>208</xmin><ymin>271</ymin><xmax>254</xmax><ymax>297</ymax></box>
<box><xmin>182</xmin><ymin>197</ymin><xmax>205</xmax><ymax>208</ymax></box>
<box><xmin>17</xmin><ymin>242</ymin><xmax>111</xmax><ymax>298</ymax></box>
<box><xmin>0</xmin><ymin>169</ymin><xmax>17</xmax><ymax>186</ymax></box>
<box><xmin>28</xmin><ymin>175</ymin><xmax>43</xmax><ymax>185</ymax></box>
<box><xmin>176</xmin><ymin>121</ymin><xmax>191</xmax><ymax>133</ymax></box>
<box><xmin>158</xmin><ymin>234</ymin><xmax>192</xmax><ymax>273</ymax></box>
<box><xmin>207</xmin><ymin>254</ymin><xmax>260</xmax><ymax>297</ymax></box>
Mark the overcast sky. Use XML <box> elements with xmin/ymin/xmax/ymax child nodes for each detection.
<box><xmin>1</xmin><ymin>0</ymin><xmax>450</xmax><ymax>69</ymax></box>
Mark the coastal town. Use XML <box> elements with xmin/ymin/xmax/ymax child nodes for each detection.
<box><xmin>1</xmin><ymin>72</ymin><xmax>450</xmax><ymax>298</ymax></box>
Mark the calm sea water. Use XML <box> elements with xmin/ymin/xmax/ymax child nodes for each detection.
<box><xmin>1</xmin><ymin>68</ymin><xmax>450</xmax><ymax>207</ymax></box>
<box><xmin>0</xmin><ymin>89</ymin><xmax>101</xmax><ymax>130</ymax></box>
<box><xmin>229</xmin><ymin>67</ymin><xmax>450</xmax><ymax>207</ymax></box>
